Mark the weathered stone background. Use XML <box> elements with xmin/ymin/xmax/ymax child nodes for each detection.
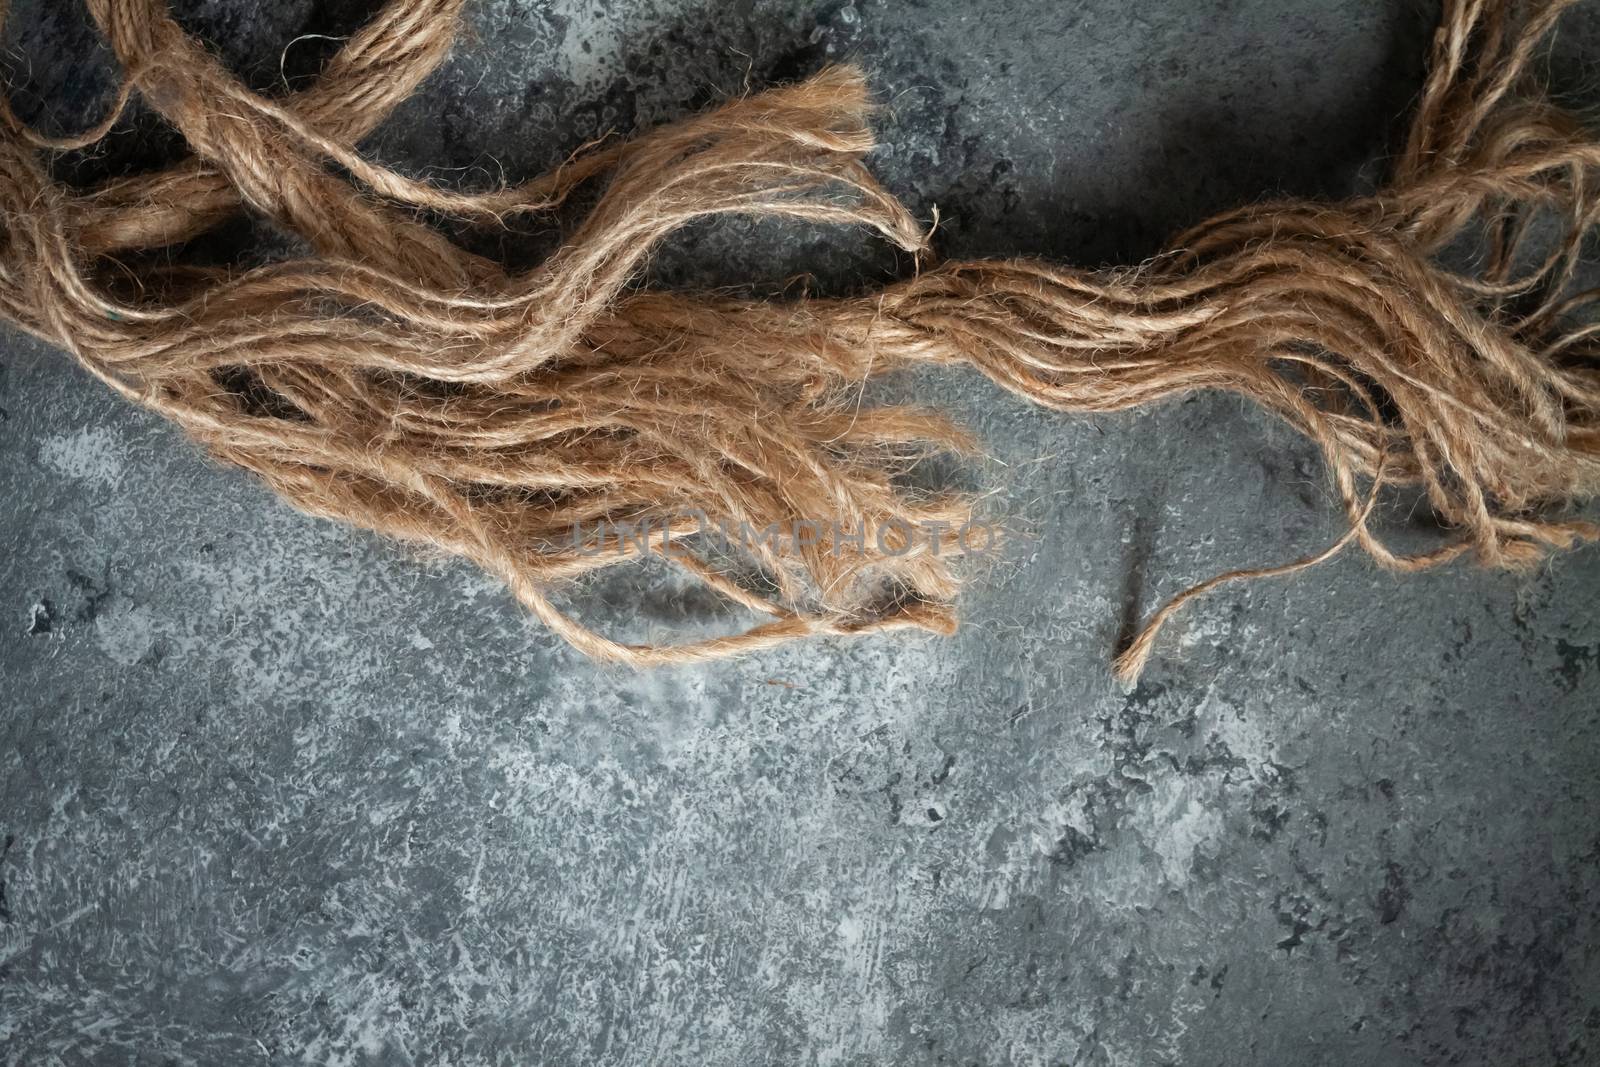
<box><xmin>3</xmin><ymin>1</ymin><xmax>1599</xmax><ymax>1064</ymax></box>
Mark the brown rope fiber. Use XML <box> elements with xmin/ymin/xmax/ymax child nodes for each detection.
<box><xmin>3</xmin><ymin>0</ymin><xmax>1598</xmax><ymax>679</ymax></box>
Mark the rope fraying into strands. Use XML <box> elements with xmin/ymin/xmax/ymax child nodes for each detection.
<box><xmin>2</xmin><ymin>0</ymin><xmax>1598</xmax><ymax>679</ymax></box>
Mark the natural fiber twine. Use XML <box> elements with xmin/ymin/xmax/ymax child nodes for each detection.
<box><xmin>3</xmin><ymin>0</ymin><xmax>1598</xmax><ymax>680</ymax></box>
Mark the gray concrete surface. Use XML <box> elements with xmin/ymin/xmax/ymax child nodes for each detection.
<box><xmin>3</xmin><ymin>0</ymin><xmax>1600</xmax><ymax>1064</ymax></box>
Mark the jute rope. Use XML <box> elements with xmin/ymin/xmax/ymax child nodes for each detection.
<box><xmin>2</xmin><ymin>0</ymin><xmax>1597</xmax><ymax>680</ymax></box>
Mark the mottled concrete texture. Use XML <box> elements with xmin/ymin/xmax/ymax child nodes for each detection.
<box><xmin>4</xmin><ymin>1</ymin><xmax>1600</xmax><ymax>1064</ymax></box>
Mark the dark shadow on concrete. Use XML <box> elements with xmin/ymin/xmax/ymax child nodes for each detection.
<box><xmin>1113</xmin><ymin>511</ymin><xmax>1161</xmax><ymax>671</ymax></box>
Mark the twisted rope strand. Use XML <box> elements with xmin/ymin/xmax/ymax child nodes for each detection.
<box><xmin>1</xmin><ymin>0</ymin><xmax>1597</xmax><ymax>677</ymax></box>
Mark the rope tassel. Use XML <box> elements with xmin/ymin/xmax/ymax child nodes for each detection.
<box><xmin>2</xmin><ymin>0</ymin><xmax>1597</xmax><ymax>677</ymax></box>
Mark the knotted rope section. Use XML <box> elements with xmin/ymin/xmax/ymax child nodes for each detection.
<box><xmin>2</xmin><ymin>0</ymin><xmax>1597</xmax><ymax>679</ymax></box>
